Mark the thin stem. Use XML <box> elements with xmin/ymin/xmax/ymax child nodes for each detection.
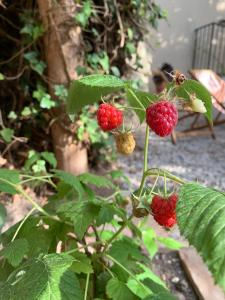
<box><xmin>106</xmin><ymin>255</ymin><xmax>150</xmax><ymax>293</ymax></box>
<box><xmin>144</xmin><ymin>168</ymin><xmax>186</xmax><ymax>185</ymax></box>
<box><xmin>84</xmin><ymin>273</ymin><xmax>90</xmax><ymax>300</ymax></box>
<box><xmin>138</xmin><ymin>126</ymin><xmax>150</xmax><ymax>198</ymax></box>
<box><xmin>11</xmin><ymin>207</ymin><xmax>36</xmax><ymax>242</ymax></box>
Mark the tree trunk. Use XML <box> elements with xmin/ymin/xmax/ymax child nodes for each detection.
<box><xmin>37</xmin><ymin>0</ymin><xmax>88</xmax><ymax>174</ymax></box>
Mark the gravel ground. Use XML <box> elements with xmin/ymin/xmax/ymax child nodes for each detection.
<box><xmin>118</xmin><ymin>122</ymin><xmax>225</xmax><ymax>191</ymax></box>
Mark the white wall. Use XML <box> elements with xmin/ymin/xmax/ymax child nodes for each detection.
<box><xmin>151</xmin><ymin>0</ymin><xmax>225</xmax><ymax>73</ymax></box>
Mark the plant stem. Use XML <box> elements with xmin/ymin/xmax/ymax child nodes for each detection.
<box><xmin>84</xmin><ymin>273</ymin><xmax>90</xmax><ymax>300</ymax></box>
<box><xmin>11</xmin><ymin>207</ymin><xmax>36</xmax><ymax>242</ymax></box>
<box><xmin>144</xmin><ymin>168</ymin><xmax>186</xmax><ymax>185</ymax></box>
<box><xmin>138</xmin><ymin>125</ymin><xmax>150</xmax><ymax>198</ymax></box>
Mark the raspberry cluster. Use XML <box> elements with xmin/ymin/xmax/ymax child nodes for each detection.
<box><xmin>150</xmin><ymin>194</ymin><xmax>178</xmax><ymax>228</ymax></box>
<box><xmin>97</xmin><ymin>103</ymin><xmax>123</xmax><ymax>131</ymax></box>
<box><xmin>146</xmin><ymin>100</ymin><xmax>178</xmax><ymax>137</ymax></box>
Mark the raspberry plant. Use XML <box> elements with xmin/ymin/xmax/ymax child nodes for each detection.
<box><xmin>1</xmin><ymin>73</ymin><xmax>225</xmax><ymax>299</ymax></box>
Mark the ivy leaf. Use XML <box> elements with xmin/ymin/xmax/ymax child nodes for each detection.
<box><xmin>0</xmin><ymin>73</ymin><xmax>5</xmax><ymax>80</ymax></box>
<box><xmin>0</xmin><ymin>203</ymin><xmax>7</xmax><ymax>230</ymax></box>
<box><xmin>67</xmin><ymin>74</ymin><xmax>124</xmax><ymax>113</ymax></box>
<box><xmin>176</xmin><ymin>79</ymin><xmax>212</xmax><ymax>121</ymax></box>
<box><xmin>78</xmin><ymin>173</ymin><xmax>114</xmax><ymax>188</ymax></box>
<box><xmin>58</xmin><ymin>200</ymin><xmax>101</xmax><ymax>239</ymax></box>
<box><xmin>0</xmin><ymin>239</ymin><xmax>29</xmax><ymax>267</ymax></box>
<box><xmin>106</xmin><ymin>277</ymin><xmax>136</xmax><ymax>300</ymax></box>
<box><xmin>157</xmin><ymin>237</ymin><xmax>183</xmax><ymax>250</ymax></box>
<box><xmin>71</xmin><ymin>252</ymin><xmax>93</xmax><ymax>274</ymax></box>
<box><xmin>177</xmin><ymin>183</ymin><xmax>225</xmax><ymax>292</ymax></box>
<box><xmin>53</xmin><ymin>170</ymin><xmax>85</xmax><ymax>199</ymax></box>
<box><xmin>74</xmin><ymin>0</ymin><xmax>91</xmax><ymax>27</ymax></box>
<box><xmin>126</xmin><ymin>88</ymin><xmax>157</xmax><ymax>123</ymax></box>
<box><xmin>0</xmin><ymin>253</ymin><xmax>83</xmax><ymax>299</ymax></box>
<box><xmin>0</xmin><ymin>169</ymin><xmax>20</xmax><ymax>195</ymax></box>
<box><xmin>0</xmin><ymin>128</ymin><xmax>14</xmax><ymax>143</ymax></box>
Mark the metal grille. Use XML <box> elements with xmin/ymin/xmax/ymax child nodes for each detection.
<box><xmin>192</xmin><ymin>21</ymin><xmax>225</xmax><ymax>75</ymax></box>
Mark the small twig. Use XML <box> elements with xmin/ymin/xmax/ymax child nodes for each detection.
<box><xmin>113</xmin><ymin>0</ymin><xmax>125</xmax><ymax>48</ymax></box>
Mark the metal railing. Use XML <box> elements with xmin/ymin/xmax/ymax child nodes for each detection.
<box><xmin>192</xmin><ymin>21</ymin><xmax>225</xmax><ymax>75</ymax></box>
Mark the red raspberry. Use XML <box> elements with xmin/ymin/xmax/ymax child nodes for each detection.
<box><xmin>150</xmin><ymin>194</ymin><xmax>178</xmax><ymax>228</ymax></box>
<box><xmin>97</xmin><ymin>103</ymin><xmax>123</xmax><ymax>131</ymax></box>
<box><xmin>146</xmin><ymin>100</ymin><xmax>178</xmax><ymax>137</ymax></box>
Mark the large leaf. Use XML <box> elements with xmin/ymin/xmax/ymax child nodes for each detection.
<box><xmin>176</xmin><ymin>79</ymin><xmax>212</xmax><ymax>121</ymax></box>
<box><xmin>0</xmin><ymin>238</ymin><xmax>29</xmax><ymax>267</ymax></box>
<box><xmin>0</xmin><ymin>253</ymin><xmax>83</xmax><ymax>300</ymax></box>
<box><xmin>0</xmin><ymin>169</ymin><xmax>20</xmax><ymax>195</ymax></box>
<box><xmin>53</xmin><ymin>170</ymin><xmax>85</xmax><ymax>199</ymax></box>
<box><xmin>106</xmin><ymin>277</ymin><xmax>136</xmax><ymax>300</ymax></box>
<box><xmin>177</xmin><ymin>183</ymin><xmax>225</xmax><ymax>292</ymax></box>
<box><xmin>126</xmin><ymin>88</ymin><xmax>157</xmax><ymax>123</ymax></box>
<box><xmin>78</xmin><ymin>172</ymin><xmax>114</xmax><ymax>189</ymax></box>
<box><xmin>67</xmin><ymin>74</ymin><xmax>124</xmax><ymax>113</ymax></box>
<box><xmin>71</xmin><ymin>252</ymin><xmax>93</xmax><ymax>274</ymax></box>
<box><xmin>58</xmin><ymin>200</ymin><xmax>101</xmax><ymax>239</ymax></box>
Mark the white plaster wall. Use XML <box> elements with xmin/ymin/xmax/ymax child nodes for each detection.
<box><xmin>151</xmin><ymin>0</ymin><xmax>225</xmax><ymax>73</ymax></box>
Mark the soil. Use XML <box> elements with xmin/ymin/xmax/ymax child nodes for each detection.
<box><xmin>152</xmin><ymin>250</ymin><xmax>199</xmax><ymax>300</ymax></box>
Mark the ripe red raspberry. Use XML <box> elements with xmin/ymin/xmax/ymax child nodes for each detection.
<box><xmin>146</xmin><ymin>101</ymin><xmax>178</xmax><ymax>137</ymax></box>
<box><xmin>150</xmin><ymin>194</ymin><xmax>178</xmax><ymax>228</ymax></box>
<box><xmin>97</xmin><ymin>103</ymin><xmax>123</xmax><ymax>131</ymax></box>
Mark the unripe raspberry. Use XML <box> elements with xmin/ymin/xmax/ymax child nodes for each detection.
<box><xmin>150</xmin><ymin>194</ymin><xmax>178</xmax><ymax>228</ymax></box>
<box><xmin>146</xmin><ymin>100</ymin><xmax>178</xmax><ymax>137</ymax></box>
<box><xmin>97</xmin><ymin>103</ymin><xmax>123</xmax><ymax>131</ymax></box>
<box><xmin>190</xmin><ymin>97</ymin><xmax>206</xmax><ymax>113</ymax></box>
<box><xmin>115</xmin><ymin>132</ymin><xmax>135</xmax><ymax>155</ymax></box>
<box><xmin>133</xmin><ymin>207</ymin><xmax>149</xmax><ymax>218</ymax></box>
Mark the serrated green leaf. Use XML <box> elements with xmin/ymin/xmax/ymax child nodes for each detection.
<box><xmin>67</xmin><ymin>74</ymin><xmax>124</xmax><ymax>113</ymax></box>
<box><xmin>144</xmin><ymin>292</ymin><xmax>176</xmax><ymax>300</ymax></box>
<box><xmin>0</xmin><ymin>169</ymin><xmax>20</xmax><ymax>195</ymax></box>
<box><xmin>143</xmin><ymin>228</ymin><xmax>158</xmax><ymax>258</ymax></box>
<box><xmin>53</xmin><ymin>170</ymin><xmax>85</xmax><ymax>198</ymax></box>
<box><xmin>78</xmin><ymin>172</ymin><xmax>114</xmax><ymax>188</ymax></box>
<box><xmin>41</xmin><ymin>151</ymin><xmax>57</xmax><ymax>168</ymax></box>
<box><xmin>0</xmin><ymin>203</ymin><xmax>7</xmax><ymax>230</ymax></box>
<box><xmin>71</xmin><ymin>252</ymin><xmax>93</xmax><ymax>274</ymax></box>
<box><xmin>126</xmin><ymin>88</ymin><xmax>157</xmax><ymax>122</ymax></box>
<box><xmin>176</xmin><ymin>79</ymin><xmax>212</xmax><ymax>121</ymax></box>
<box><xmin>143</xmin><ymin>278</ymin><xmax>176</xmax><ymax>299</ymax></box>
<box><xmin>96</xmin><ymin>204</ymin><xmax>115</xmax><ymax>226</ymax></box>
<box><xmin>0</xmin><ymin>128</ymin><xmax>14</xmax><ymax>143</ymax></box>
<box><xmin>58</xmin><ymin>200</ymin><xmax>100</xmax><ymax>239</ymax></box>
<box><xmin>1</xmin><ymin>239</ymin><xmax>29</xmax><ymax>267</ymax></box>
<box><xmin>0</xmin><ymin>253</ymin><xmax>83</xmax><ymax>300</ymax></box>
<box><xmin>157</xmin><ymin>237</ymin><xmax>183</xmax><ymax>250</ymax></box>
<box><xmin>177</xmin><ymin>183</ymin><xmax>225</xmax><ymax>292</ymax></box>
<box><xmin>106</xmin><ymin>277</ymin><xmax>136</xmax><ymax>300</ymax></box>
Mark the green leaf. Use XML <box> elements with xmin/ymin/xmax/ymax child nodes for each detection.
<box><xmin>21</xmin><ymin>106</ymin><xmax>32</xmax><ymax>116</ymax></box>
<box><xmin>106</xmin><ymin>277</ymin><xmax>136</xmax><ymax>300</ymax></box>
<box><xmin>126</xmin><ymin>88</ymin><xmax>157</xmax><ymax>122</ymax></box>
<box><xmin>142</xmin><ymin>228</ymin><xmax>158</xmax><ymax>258</ymax></box>
<box><xmin>0</xmin><ymin>203</ymin><xmax>7</xmax><ymax>230</ymax></box>
<box><xmin>71</xmin><ymin>252</ymin><xmax>93</xmax><ymax>274</ymax></box>
<box><xmin>157</xmin><ymin>237</ymin><xmax>183</xmax><ymax>250</ymax></box>
<box><xmin>74</xmin><ymin>0</ymin><xmax>91</xmax><ymax>27</ymax></box>
<box><xmin>67</xmin><ymin>74</ymin><xmax>124</xmax><ymax>113</ymax></box>
<box><xmin>0</xmin><ymin>73</ymin><xmax>5</xmax><ymax>80</ymax></box>
<box><xmin>8</xmin><ymin>111</ymin><xmax>17</xmax><ymax>119</ymax></box>
<box><xmin>1</xmin><ymin>239</ymin><xmax>29</xmax><ymax>267</ymax></box>
<box><xmin>0</xmin><ymin>253</ymin><xmax>83</xmax><ymax>300</ymax></box>
<box><xmin>0</xmin><ymin>128</ymin><xmax>14</xmax><ymax>143</ymax></box>
<box><xmin>0</xmin><ymin>169</ymin><xmax>20</xmax><ymax>194</ymax></box>
<box><xmin>58</xmin><ymin>200</ymin><xmax>100</xmax><ymax>239</ymax></box>
<box><xmin>177</xmin><ymin>183</ymin><xmax>225</xmax><ymax>292</ymax></box>
<box><xmin>96</xmin><ymin>204</ymin><xmax>115</xmax><ymax>226</ymax></box>
<box><xmin>53</xmin><ymin>170</ymin><xmax>85</xmax><ymax>198</ymax></box>
<box><xmin>41</xmin><ymin>151</ymin><xmax>57</xmax><ymax>168</ymax></box>
<box><xmin>144</xmin><ymin>292</ymin><xmax>176</xmax><ymax>300</ymax></box>
<box><xmin>176</xmin><ymin>79</ymin><xmax>212</xmax><ymax>121</ymax></box>
<box><xmin>78</xmin><ymin>172</ymin><xmax>114</xmax><ymax>188</ymax></box>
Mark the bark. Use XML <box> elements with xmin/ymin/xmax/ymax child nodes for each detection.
<box><xmin>37</xmin><ymin>0</ymin><xmax>88</xmax><ymax>174</ymax></box>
